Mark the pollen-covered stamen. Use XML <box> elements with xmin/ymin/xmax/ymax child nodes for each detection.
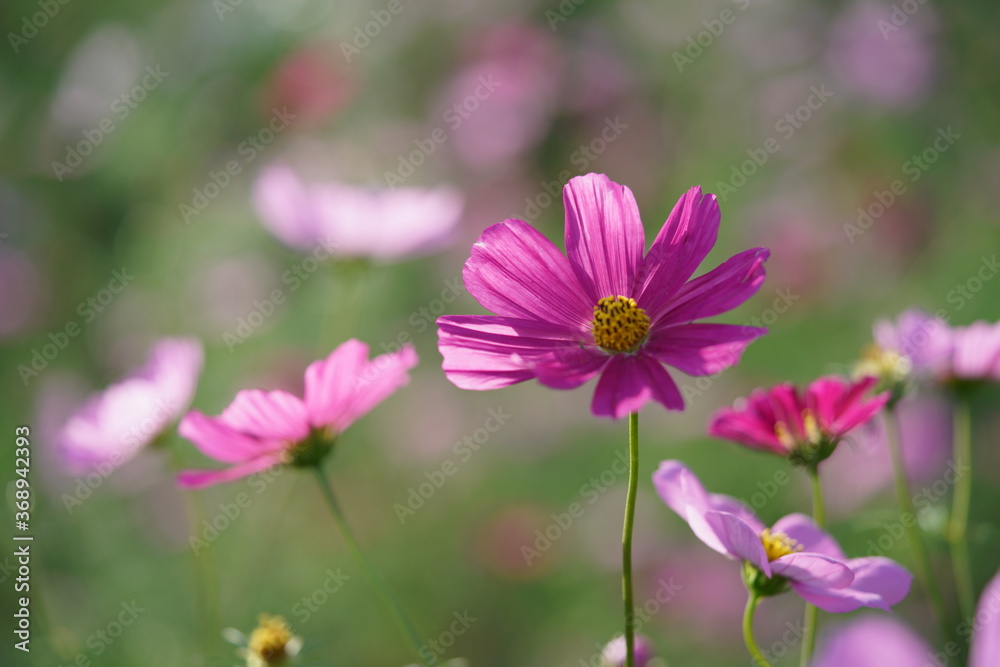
<box><xmin>760</xmin><ymin>528</ymin><xmax>803</xmax><ymax>561</ymax></box>
<box><xmin>248</xmin><ymin>614</ymin><xmax>293</xmax><ymax>662</ymax></box>
<box><xmin>591</xmin><ymin>296</ymin><xmax>650</xmax><ymax>352</ymax></box>
<box><xmin>802</xmin><ymin>409</ymin><xmax>821</xmax><ymax>445</ymax></box>
<box><xmin>774</xmin><ymin>421</ymin><xmax>796</xmax><ymax>450</ymax></box>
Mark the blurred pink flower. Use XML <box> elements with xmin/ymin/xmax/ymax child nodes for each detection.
<box><xmin>601</xmin><ymin>634</ymin><xmax>655</xmax><ymax>667</ymax></box>
<box><xmin>877</xmin><ymin>311</ymin><xmax>1000</xmax><ymax>383</ymax></box>
<box><xmin>947</xmin><ymin>320</ymin><xmax>1000</xmax><ymax>382</ymax></box>
<box><xmin>826</xmin><ymin>0</ymin><xmax>937</xmax><ymax>110</ymax></box>
<box><xmin>438</xmin><ymin>174</ymin><xmax>769</xmax><ymax>419</ymax></box>
<box><xmin>442</xmin><ymin>23</ymin><xmax>562</xmax><ymax>169</ymax></box>
<box><xmin>654</xmin><ymin>461</ymin><xmax>912</xmax><ymax>612</ymax></box>
<box><xmin>821</xmin><ymin>394</ymin><xmax>951</xmax><ymax>516</ymax></box>
<box><xmin>811</xmin><ymin>567</ymin><xmax>1000</xmax><ymax>666</ymax></box>
<box><xmin>709</xmin><ymin>376</ymin><xmax>889</xmax><ymax>460</ymax></box>
<box><xmin>56</xmin><ymin>338</ymin><xmax>203</xmax><ymax>474</ymax></box>
<box><xmin>178</xmin><ymin>340</ymin><xmax>416</xmax><ymax>488</ymax></box>
<box><xmin>263</xmin><ymin>47</ymin><xmax>355</xmax><ymax>128</ymax></box>
<box><xmin>253</xmin><ymin>164</ymin><xmax>463</xmax><ymax>261</ymax></box>
<box><xmin>0</xmin><ymin>246</ymin><xmax>48</xmax><ymax>338</ymax></box>
<box><xmin>872</xmin><ymin>309</ymin><xmax>951</xmax><ymax>378</ymax></box>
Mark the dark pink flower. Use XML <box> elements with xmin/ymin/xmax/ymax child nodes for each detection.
<box><xmin>437</xmin><ymin>173</ymin><xmax>769</xmax><ymax>419</ymax></box>
<box><xmin>811</xmin><ymin>567</ymin><xmax>1000</xmax><ymax>666</ymax></box>
<box><xmin>56</xmin><ymin>338</ymin><xmax>203</xmax><ymax>473</ymax></box>
<box><xmin>177</xmin><ymin>340</ymin><xmax>416</xmax><ymax>488</ymax></box>
<box><xmin>709</xmin><ymin>376</ymin><xmax>889</xmax><ymax>462</ymax></box>
<box><xmin>654</xmin><ymin>461</ymin><xmax>911</xmax><ymax>612</ymax></box>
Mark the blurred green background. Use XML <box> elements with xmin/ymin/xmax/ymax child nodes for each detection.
<box><xmin>2</xmin><ymin>0</ymin><xmax>999</xmax><ymax>665</ymax></box>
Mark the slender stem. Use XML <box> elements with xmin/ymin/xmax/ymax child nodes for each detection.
<box><xmin>621</xmin><ymin>412</ymin><xmax>640</xmax><ymax>667</ymax></box>
<box><xmin>799</xmin><ymin>466</ymin><xmax>825</xmax><ymax>667</ymax></box>
<box><xmin>948</xmin><ymin>397</ymin><xmax>975</xmax><ymax>620</ymax></box>
<box><xmin>884</xmin><ymin>407</ymin><xmax>950</xmax><ymax>639</ymax></box>
<box><xmin>169</xmin><ymin>444</ymin><xmax>218</xmax><ymax>653</ymax></box>
<box><xmin>743</xmin><ymin>594</ymin><xmax>773</xmax><ymax>667</ymax></box>
<box><xmin>808</xmin><ymin>467</ymin><xmax>825</xmax><ymax>528</ymax></box>
<box><xmin>312</xmin><ymin>467</ymin><xmax>430</xmax><ymax>666</ymax></box>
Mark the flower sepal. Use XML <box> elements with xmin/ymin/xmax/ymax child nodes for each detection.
<box><xmin>742</xmin><ymin>560</ymin><xmax>790</xmax><ymax>599</ymax></box>
<box><xmin>287</xmin><ymin>428</ymin><xmax>336</xmax><ymax>468</ymax></box>
<box><xmin>787</xmin><ymin>438</ymin><xmax>837</xmax><ymax>469</ymax></box>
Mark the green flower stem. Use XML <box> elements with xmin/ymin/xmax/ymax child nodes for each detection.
<box><xmin>948</xmin><ymin>396</ymin><xmax>975</xmax><ymax>620</ymax></box>
<box><xmin>312</xmin><ymin>467</ymin><xmax>431</xmax><ymax>666</ymax></box>
<box><xmin>621</xmin><ymin>412</ymin><xmax>640</xmax><ymax>667</ymax></box>
<box><xmin>799</xmin><ymin>466</ymin><xmax>825</xmax><ymax>667</ymax></box>
<box><xmin>169</xmin><ymin>445</ymin><xmax>218</xmax><ymax>653</ymax></box>
<box><xmin>743</xmin><ymin>594</ymin><xmax>773</xmax><ymax>667</ymax></box>
<box><xmin>884</xmin><ymin>407</ymin><xmax>950</xmax><ymax>640</ymax></box>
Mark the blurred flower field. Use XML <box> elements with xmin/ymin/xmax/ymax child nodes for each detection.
<box><xmin>2</xmin><ymin>0</ymin><xmax>1000</xmax><ymax>665</ymax></box>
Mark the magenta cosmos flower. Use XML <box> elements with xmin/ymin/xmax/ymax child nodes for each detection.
<box><xmin>654</xmin><ymin>461</ymin><xmax>912</xmax><ymax>611</ymax></box>
<box><xmin>253</xmin><ymin>164</ymin><xmax>463</xmax><ymax>262</ymax></box>
<box><xmin>811</xmin><ymin>568</ymin><xmax>1000</xmax><ymax>667</ymax></box>
<box><xmin>709</xmin><ymin>376</ymin><xmax>889</xmax><ymax>465</ymax></box>
<box><xmin>177</xmin><ymin>340</ymin><xmax>416</xmax><ymax>488</ymax></box>
<box><xmin>437</xmin><ymin>173</ymin><xmax>769</xmax><ymax>419</ymax></box>
<box><xmin>56</xmin><ymin>337</ymin><xmax>203</xmax><ymax>474</ymax></box>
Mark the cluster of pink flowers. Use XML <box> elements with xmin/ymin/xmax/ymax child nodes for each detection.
<box><xmin>50</xmin><ymin>171</ymin><xmax>999</xmax><ymax>667</ymax></box>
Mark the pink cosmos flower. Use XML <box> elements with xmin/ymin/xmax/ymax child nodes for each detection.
<box><xmin>437</xmin><ymin>173</ymin><xmax>769</xmax><ymax>419</ymax></box>
<box><xmin>709</xmin><ymin>376</ymin><xmax>889</xmax><ymax>463</ymax></box>
<box><xmin>870</xmin><ymin>309</ymin><xmax>951</xmax><ymax>379</ymax></box>
<box><xmin>946</xmin><ymin>319</ymin><xmax>1000</xmax><ymax>382</ymax></box>
<box><xmin>56</xmin><ymin>337</ymin><xmax>203</xmax><ymax>474</ymax></box>
<box><xmin>811</xmin><ymin>568</ymin><xmax>1000</xmax><ymax>667</ymax></box>
<box><xmin>253</xmin><ymin>164</ymin><xmax>463</xmax><ymax>261</ymax></box>
<box><xmin>600</xmin><ymin>634</ymin><xmax>655</xmax><ymax>667</ymax></box>
<box><xmin>177</xmin><ymin>340</ymin><xmax>416</xmax><ymax>488</ymax></box>
<box><xmin>654</xmin><ymin>461</ymin><xmax>912</xmax><ymax>612</ymax></box>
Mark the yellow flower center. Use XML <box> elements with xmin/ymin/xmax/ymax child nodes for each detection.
<box><xmin>591</xmin><ymin>296</ymin><xmax>650</xmax><ymax>352</ymax></box>
<box><xmin>854</xmin><ymin>343</ymin><xmax>911</xmax><ymax>385</ymax></box>
<box><xmin>774</xmin><ymin>409</ymin><xmax>821</xmax><ymax>450</ymax></box>
<box><xmin>248</xmin><ymin>615</ymin><xmax>293</xmax><ymax>663</ymax></box>
<box><xmin>760</xmin><ymin>528</ymin><xmax>803</xmax><ymax>561</ymax></box>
